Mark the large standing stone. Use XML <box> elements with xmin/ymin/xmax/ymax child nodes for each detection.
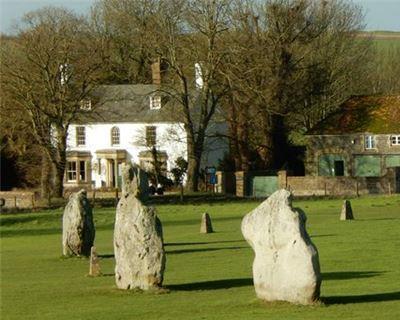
<box><xmin>114</xmin><ymin>164</ymin><xmax>165</xmax><ymax>290</ymax></box>
<box><xmin>200</xmin><ymin>213</ymin><xmax>213</xmax><ymax>233</ymax></box>
<box><xmin>62</xmin><ymin>189</ymin><xmax>95</xmax><ymax>257</ymax></box>
<box><xmin>241</xmin><ymin>189</ymin><xmax>321</xmax><ymax>305</ymax></box>
<box><xmin>340</xmin><ymin>200</ymin><xmax>354</xmax><ymax>220</ymax></box>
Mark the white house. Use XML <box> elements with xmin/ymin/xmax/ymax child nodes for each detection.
<box><xmin>64</xmin><ymin>83</ymin><xmax>228</xmax><ymax>190</ymax></box>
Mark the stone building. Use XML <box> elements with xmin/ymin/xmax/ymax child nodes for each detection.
<box><xmin>305</xmin><ymin>95</ymin><xmax>400</xmax><ymax>178</ymax></box>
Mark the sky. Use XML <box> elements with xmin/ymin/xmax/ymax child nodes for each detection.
<box><xmin>0</xmin><ymin>0</ymin><xmax>399</xmax><ymax>34</ymax></box>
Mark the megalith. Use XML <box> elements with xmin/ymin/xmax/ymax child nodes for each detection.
<box><xmin>200</xmin><ymin>212</ymin><xmax>213</xmax><ymax>233</ymax></box>
<box><xmin>340</xmin><ymin>200</ymin><xmax>354</xmax><ymax>220</ymax></box>
<box><xmin>241</xmin><ymin>189</ymin><xmax>321</xmax><ymax>305</ymax></box>
<box><xmin>114</xmin><ymin>164</ymin><xmax>165</xmax><ymax>290</ymax></box>
<box><xmin>62</xmin><ymin>189</ymin><xmax>95</xmax><ymax>257</ymax></box>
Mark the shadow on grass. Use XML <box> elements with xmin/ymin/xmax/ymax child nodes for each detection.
<box><xmin>0</xmin><ymin>215</ymin><xmax>44</xmax><ymax>226</ymax></box>
<box><xmin>1</xmin><ymin>228</ymin><xmax>61</xmax><ymax>237</ymax></box>
<box><xmin>99</xmin><ymin>254</ymin><xmax>115</xmax><ymax>259</ymax></box>
<box><xmin>323</xmin><ymin>291</ymin><xmax>400</xmax><ymax>304</ymax></box>
<box><xmin>323</xmin><ymin>271</ymin><xmax>385</xmax><ymax>280</ymax></box>
<box><xmin>167</xmin><ymin>278</ymin><xmax>253</xmax><ymax>291</ymax></box>
<box><xmin>165</xmin><ymin>240</ymin><xmax>245</xmax><ymax>246</ymax></box>
<box><xmin>167</xmin><ymin>246</ymin><xmax>247</xmax><ymax>255</ymax></box>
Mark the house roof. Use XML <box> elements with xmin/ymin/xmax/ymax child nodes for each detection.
<box><xmin>75</xmin><ymin>84</ymin><xmax>182</xmax><ymax>124</ymax></box>
<box><xmin>307</xmin><ymin>95</ymin><xmax>400</xmax><ymax>135</ymax></box>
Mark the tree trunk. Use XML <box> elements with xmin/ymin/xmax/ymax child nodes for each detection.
<box><xmin>51</xmin><ymin>127</ymin><xmax>67</xmax><ymax>198</ymax></box>
<box><xmin>186</xmin><ymin>131</ymin><xmax>205</xmax><ymax>192</ymax></box>
<box><xmin>186</xmin><ymin>147</ymin><xmax>201</xmax><ymax>192</ymax></box>
<box><xmin>40</xmin><ymin>152</ymin><xmax>52</xmax><ymax>200</ymax></box>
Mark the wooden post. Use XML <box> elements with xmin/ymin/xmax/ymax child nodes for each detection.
<box><xmin>92</xmin><ymin>190</ymin><xmax>96</xmax><ymax>207</ymax></box>
<box><xmin>324</xmin><ymin>182</ymin><xmax>327</xmax><ymax>196</ymax></box>
<box><xmin>180</xmin><ymin>184</ymin><xmax>184</xmax><ymax>203</ymax></box>
<box><xmin>31</xmin><ymin>194</ymin><xmax>35</xmax><ymax>209</ymax></box>
<box><xmin>388</xmin><ymin>182</ymin><xmax>391</xmax><ymax>195</ymax></box>
<box><xmin>14</xmin><ymin>196</ymin><xmax>17</xmax><ymax>208</ymax></box>
<box><xmin>356</xmin><ymin>180</ymin><xmax>359</xmax><ymax>197</ymax></box>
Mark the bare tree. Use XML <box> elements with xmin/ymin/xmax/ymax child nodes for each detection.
<box><xmin>219</xmin><ymin>0</ymin><xmax>371</xmax><ymax>171</ymax></box>
<box><xmin>150</xmin><ymin>0</ymin><xmax>231</xmax><ymax>191</ymax></box>
<box><xmin>89</xmin><ymin>0</ymin><xmax>159</xmax><ymax>84</ymax></box>
<box><xmin>1</xmin><ymin>7</ymin><xmax>103</xmax><ymax>197</ymax></box>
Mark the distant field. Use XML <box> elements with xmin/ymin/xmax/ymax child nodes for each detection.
<box><xmin>1</xmin><ymin>195</ymin><xmax>400</xmax><ymax>320</ymax></box>
<box><xmin>359</xmin><ymin>31</ymin><xmax>400</xmax><ymax>40</ymax></box>
<box><xmin>359</xmin><ymin>31</ymin><xmax>400</xmax><ymax>50</ymax></box>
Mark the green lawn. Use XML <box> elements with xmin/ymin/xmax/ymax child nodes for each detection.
<box><xmin>1</xmin><ymin>195</ymin><xmax>400</xmax><ymax>320</ymax></box>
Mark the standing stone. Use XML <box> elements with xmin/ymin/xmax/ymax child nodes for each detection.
<box><xmin>340</xmin><ymin>200</ymin><xmax>354</xmax><ymax>220</ymax></box>
<box><xmin>62</xmin><ymin>189</ymin><xmax>95</xmax><ymax>257</ymax></box>
<box><xmin>89</xmin><ymin>246</ymin><xmax>101</xmax><ymax>277</ymax></box>
<box><xmin>114</xmin><ymin>164</ymin><xmax>165</xmax><ymax>290</ymax></box>
<box><xmin>241</xmin><ymin>189</ymin><xmax>321</xmax><ymax>305</ymax></box>
<box><xmin>200</xmin><ymin>212</ymin><xmax>213</xmax><ymax>233</ymax></box>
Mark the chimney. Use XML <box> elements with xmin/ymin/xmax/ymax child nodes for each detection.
<box><xmin>151</xmin><ymin>58</ymin><xmax>161</xmax><ymax>85</ymax></box>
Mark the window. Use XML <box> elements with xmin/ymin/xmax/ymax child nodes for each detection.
<box><xmin>59</xmin><ymin>63</ymin><xmax>69</xmax><ymax>85</ymax></box>
<box><xmin>149</xmin><ymin>96</ymin><xmax>161</xmax><ymax>110</ymax></box>
<box><xmin>76</xmin><ymin>126</ymin><xmax>86</xmax><ymax>146</ymax></box>
<box><xmin>364</xmin><ymin>135</ymin><xmax>375</xmax><ymax>149</ymax></box>
<box><xmin>67</xmin><ymin>162</ymin><xmax>77</xmax><ymax>181</ymax></box>
<box><xmin>111</xmin><ymin>126</ymin><xmax>120</xmax><ymax>145</ymax></box>
<box><xmin>79</xmin><ymin>161</ymin><xmax>86</xmax><ymax>181</ymax></box>
<box><xmin>146</xmin><ymin>126</ymin><xmax>157</xmax><ymax>147</ymax></box>
<box><xmin>80</xmin><ymin>99</ymin><xmax>92</xmax><ymax>111</ymax></box>
<box><xmin>390</xmin><ymin>135</ymin><xmax>400</xmax><ymax>146</ymax></box>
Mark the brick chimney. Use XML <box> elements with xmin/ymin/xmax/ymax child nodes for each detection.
<box><xmin>151</xmin><ymin>58</ymin><xmax>161</xmax><ymax>85</ymax></box>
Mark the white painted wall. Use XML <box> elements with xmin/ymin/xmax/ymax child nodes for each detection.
<box><xmin>67</xmin><ymin>122</ymin><xmax>187</xmax><ymax>187</ymax></box>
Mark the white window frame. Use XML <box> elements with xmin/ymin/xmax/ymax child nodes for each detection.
<box><xmin>67</xmin><ymin>161</ymin><xmax>77</xmax><ymax>182</ymax></box>
<box><xmin>80</xmin><ymin>99</ymin><xmax>92</xmax><ymax>111</ymax></box>
<box><xmin>149</xmin><ymin>96</ymin><xmax>161</xmax><ymax>110</ymax></box>
<box><xmin>76</xmin><ymin>126</ymin><xmax>86</xmax><ymax>146</ymax></box>
<box><xmin>390</xmin><ymin>135</ymin><xmax>400</xmax><ymax>146</ymax></box>
<box><xmin>364</xmin><ymin>135</ymin><xmax>375</xmax><ymax>150</ymax></box>
<box><xmin>111</xmin><ymin>126</ymin><xmax>120</xmax><ymax>146</ymax></box>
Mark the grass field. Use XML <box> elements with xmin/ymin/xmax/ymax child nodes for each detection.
<box><xmin>1</xmin><ymin>195</ymin><xmax>400</xmax><ymax>320</ymax></box>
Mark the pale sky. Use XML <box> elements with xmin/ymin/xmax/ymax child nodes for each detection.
<box><xmin>0</xmin><ymin>0</ymin><xmax>399</xmax><ymax>34</ymax></box>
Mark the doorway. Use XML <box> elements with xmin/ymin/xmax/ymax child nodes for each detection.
<box><xmin>334</xmin><ymin>160</ymin><xmax>344</xmax><ymax>176</ymax></box>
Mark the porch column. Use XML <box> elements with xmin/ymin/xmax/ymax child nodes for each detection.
<box><xmin>114</xmin><ymin>159</ymin><xmax>118</xmax><ymax>188</ymax></box>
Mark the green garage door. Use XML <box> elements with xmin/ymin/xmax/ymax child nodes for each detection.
<box><xmin>252</xmin><ymin>176</ymin><xmax>278</xmax><ymax>197</ymax></box>
<box><xmin>354</xmin><ymin>155</ymin><xmax>381</xmax><ymax>177</ymax></box>
<box><xmin>386</xmin><ymin>155</ymin><xmax>400</xmax><ymax>168</ymax></box>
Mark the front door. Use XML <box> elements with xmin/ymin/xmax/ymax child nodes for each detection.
<box><xmin>334</xmin><ymin>160</ymin><xmax>344</xmax><ymax>176</ymax></box>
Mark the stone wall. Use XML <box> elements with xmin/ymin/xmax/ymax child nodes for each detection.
<box><xmin>280</xmin><ymin>169</ymin><xmax>397</xmax><ymax>196</ymax></box>
<box><xmin>0</xmin><ymin>191</ymin><xmax>40</xmax><ymax>209</ymax></box>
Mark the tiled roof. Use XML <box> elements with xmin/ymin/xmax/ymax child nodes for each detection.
<box><xmin>75</xmin><ymin>84</ymin><xmax>181</xmax><ymax>124</ymax></box>
<box><xmin>307</xmin><ymin>95</ymin><xmax>400</xmax><ymax>135</ymax></box>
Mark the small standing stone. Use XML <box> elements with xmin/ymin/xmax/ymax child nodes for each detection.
<box><xmin>114</xmin><ymin>164</ymin><xmax>165</xmax><ymax>290</ymax></box>
<box><xmin>62</xmin><ymin>189</ymin><xmax>95</xmax><ymax>257</ymax></box>
<box><xmin>200</xmin><ymin>213</ymin><xmax>213</xmax><ymax>233</ymax></box>
<box><xmin>242</xmin><ymin>189</ymin><xmax>321</xmax><ymax>305</ymax></box>
<box><xmin>89</xmin><ymin>246</ymin><xmax>101</xmax><ymax>277</ymax></box>
<box><xmin>340</xmin><ymin>200</ymin><xmax>354</xmax><ymax>220</ymax></box>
